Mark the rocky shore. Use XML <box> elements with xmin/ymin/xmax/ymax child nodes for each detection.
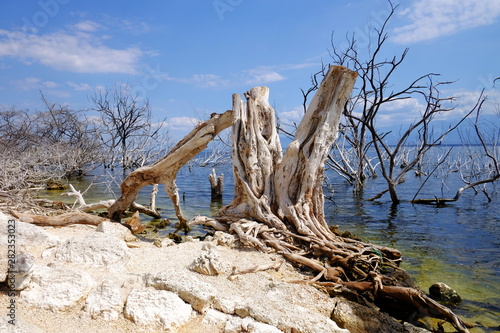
<box><xmin>0</xmin><ymin>212</ymin><xmax>430</xmax><ymax>332</ymax></box>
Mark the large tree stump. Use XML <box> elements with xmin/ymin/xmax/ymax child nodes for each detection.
<box><xmin>218</xmin><ymin>65</ymin><xmax>358</xmax><ymax>243</ymax></box>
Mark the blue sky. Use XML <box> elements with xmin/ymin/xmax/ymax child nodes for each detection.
<box><xmin>0</xmin><ymin>0</ymin><xmax>499</xmax><ymax>141</ymax></box>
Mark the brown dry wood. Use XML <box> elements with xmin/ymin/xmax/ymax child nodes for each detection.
<box><xmin>318</xmin><ymin>281</ymin><xmax>471</xmax><ymax>333</ymax></box>
<box><xmin>10</xmin><ymin>210</ymin><xmax>108</xmax><ymax>226</ymax></box>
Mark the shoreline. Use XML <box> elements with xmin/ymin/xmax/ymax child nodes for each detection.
<box><xmin>0</xmin><ymin>211</ymin><xmax>436</xmax><ymax>333</ymax></box>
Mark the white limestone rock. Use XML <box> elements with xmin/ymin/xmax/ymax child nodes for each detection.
<box><xmin>54</xmin><ymin>233</ymin><xmax>130</xmax><ymax>268</ymax></box>
<box><xmin>145</xmin><ymin>269</ymin><xmax>217</xmax><ymax>313</ymax></box>
<box><xmin>124</xmin><ymin>288</ymin><xmax>193</xmax><ymax>330</ymax></box>
<box><xmin>10</xmin><ymin>253</ymin><xmax>35</xmax><ymax>290</ymax></box>
<box><xmin>188</xmin><ymin>243</ymin><xmax>223</xmax><ymax>276</ymax></box>
<box><xmin>201</xmin><ymin>309</ymin><xmax>231</xmax><ymax>327</ymax></box>
<box><xmin>0</xmin><ymin>213</ymin><xmax>60</xmax><ymax>282</ymax></box>
<box><xmin>20</xmin><ymin>265</ymin><xmax>95</xmax><ymax>311</ymax></box>
<box><xmin>235</xmin><ymin>294</ymin><xmax>348</xmax><ymax>333</ymax></box>
<box><xmin>85</xmin><ymin>280</ymin><xmax>123</xmax><ymax>320</ymax></box>
<box><xmin>0</xmin><ymin>213</ymin><xmax>60</xmax><ymax>250</ymax></box>
<box><xmin>242</xmin><ymin>316</ymin><xmax>283</xmax><ymax>333</ymax></box>
<box><xmin>96</xmin><ymin>221</ymin><xmax>137</xmax><ymax>242</ymax></box>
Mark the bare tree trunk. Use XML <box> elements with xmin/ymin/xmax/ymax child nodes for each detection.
<box><xmin>208</xmin><ymin>169</ymin><xmax>224</xmax><ymax>201</ymax></box>
<box><xmin>108</xmin><ymin>111</ymin><xmax>233</xmax><ymax>229</ymax></box>
<box><xmin>105</xmin><ymin>64</ymin><xmax>468</xmax><ymax>332</ymax></box>
<box><xmin>218</xmin><ymin>65</ymin><xmax>358</xmax><ymax>241</ymax></box>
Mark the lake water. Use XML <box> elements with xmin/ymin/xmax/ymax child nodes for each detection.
<box><xmin>41</xmin><ymin>152</ymin><xmax>500</xmax><ymax>332</ymax></box>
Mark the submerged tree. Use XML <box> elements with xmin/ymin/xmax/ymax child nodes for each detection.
<box><xmin>412</xmin><ymin>93</ymin><xmax>500</xmax><ymax>204</ymax></box>
<box><xmin>298</xmin><ymin>1</ymin><xmax>476</xmax><ymax>205</ymax></box>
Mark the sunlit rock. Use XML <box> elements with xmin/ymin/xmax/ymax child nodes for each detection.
<box><xmin>85</xmin><ymin>280</ymin><xmax>123</xmax><ymax>320</ymax></box>
<box><xmin>54</xmin><ymin>234</ymin><xmax>130</xmax><ymax>268</ymax></box>
<box><xmin>124</xmin><ymin>288</ymin><xmax>193</xmax><ymax>330</ymax></box>
<box><xmin>20</xmin><ymin>265</ymin><xmax>95</xmax><ymax>311</ymax></box>
<box><xmin>188</xmin><ymin>243</ymin><xmax>223</xmax><ymax>276</ymax></box>
<box><xmin>429</xmin><ymin>282</ymin><xmax>462</xmax><ymax>305</ymax></box>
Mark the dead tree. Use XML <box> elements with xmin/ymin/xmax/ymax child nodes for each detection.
<box><xmin>208</xmin><ymin>168</ymin><xmax>224</xmax><ymax>201</ymax></box>
<box><xmin>107</xmin><ymin>65</ymin><xmax>469</xmax><ymax>332</ymax></box>
<box><xmin>107</xmin><ymin>111</ymin><xmax>233</xmax><ymax>228</ymax></box>
<box><xmin>412</xmin><ymin>94</ymin><xmax>500</xmax><ymax>205</ymax></box>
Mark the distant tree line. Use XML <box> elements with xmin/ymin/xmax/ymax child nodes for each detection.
<box><xmin>0</xmin><ymin>85</ymin><xmax>170</xmax><ymax>192</ymax></box>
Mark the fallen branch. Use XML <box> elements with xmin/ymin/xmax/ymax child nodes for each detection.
<box><xmin>62</xmin><ymin>184</ymin><xmax>161</xmax><ymax>218</ymax></box>
<box><xmin>10</xmin><ymin>210</ymin><xmax>108</xmax><ymax>227</ymax></box>
<box><xmin>108</xmin><ymin>110</ymin><xmax>233</xmax><ymax>230</ymax></box>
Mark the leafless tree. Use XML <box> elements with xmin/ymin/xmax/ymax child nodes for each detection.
<box><xmin>412</xmin><ymin>93</ymin><xmax>500</xmax><ymax>204</ymax></box>
<box><xmin>0</xmin><ymin>94</ymin><xmax>103</xmax><ymax>192</ymax></box>
<box><xmin>299</xmin><ymin>1</ymin><xmax>476</xmax><ymax>204</ymax></box>
<box><xmin>91</xmin><ymin>85</ymin><xmax>170</xmax><ymax>171</ymax></box>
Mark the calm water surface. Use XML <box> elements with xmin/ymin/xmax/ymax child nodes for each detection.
<box><xmin>43</xmin><ymin>161</ymin><xmax>499</xmax><ymax>332</ymax></box>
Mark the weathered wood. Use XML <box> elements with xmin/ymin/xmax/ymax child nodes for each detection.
<box><xmin>108</xmin><ymin>110</ymin><xmax>233</xmax><ymax>229</ymax></box>
<box><xmin>218</xmin><ymin>65</ymin><xmax>358</xmax><ymax>239</ymax></box>
<box><xmin>10</xmin><ymin>210</ymin><xmax>108</xmax><ymax>226</ymax></box>
<box><xmin>102</xmin><ymin>65</ymin><xmax>467</xmax><ymax>331</ymax></box>
<box><xmin>274</xmin><ymin>66</ymin><xmax>358</xmax><ymax>240</ymax></box>
<box><xmin>208</xmin><ymin>168</ymin><xmax>224</xmax><ymax>200</ymax></box>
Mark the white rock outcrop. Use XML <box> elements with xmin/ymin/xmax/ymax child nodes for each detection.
<box><xmin>95</xmin><ymin>221</ymin><xmax>137</xmax><ymax>242</ymax></box>
<box><xmin>85</xmin><ymin>280</ymin><xmax>123</xmax><ymax>320</ymax></box>
<box><xmin>20</xmin><ymin>265</ymin><xmax>95</xmax><ymax>311</ymax></box>
<box><xmin>11</xmin><ymin>253</ymin><xmax>35</xmax><ymax>290</ymax></box>
<box><xmin>145</xmin><ymin>269</ymin><xmax>217</xmax><ymax>313</ymax></box>
<box><xmin>188</xmin><ymin>243</ymin><xmax>223</xmax><ymax>276</ymax></box>
<box><xmin>124</xmin><ymin>288</ymin><xmax>193</xmax><ymax>330</ymax></box>
<box><xmin>54</xmin><ymin>234</ymin><xmax>130</xmax><ymax>268</ymax></box>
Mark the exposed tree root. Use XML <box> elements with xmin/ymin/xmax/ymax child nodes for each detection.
<box><xmin>228</xmin><ymin>259</ymin><xmax>284</xmax><ymax>281</ymax></box>
<box><xmin>316</xmin><ymin>281</ymin><xmax>473</xmax><ymax>333</ymax></box>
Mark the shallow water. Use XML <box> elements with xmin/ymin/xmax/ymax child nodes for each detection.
<box><xmin>40</xmin><ymin>161</ymin><xmax>500</xmax><ymax>331</ymax></box>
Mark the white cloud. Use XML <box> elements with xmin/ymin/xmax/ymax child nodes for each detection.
<box><xmin>74</xmin><ymin>20</ymin><xmax>101</xmax><ymax>32</ymax></box>
<box><xmin>0</xmin><ymin>29</ymin><xmax>143</xmax><ymax>74</ymax></box>
<box><xmin>67</xmin><ymin>81</ymin><xmax>93</xmax><ymax>91</ymax></box>
<box><xmin>162</xmin><ymin>73</ymin><xmax>229</xmax><ymax>88</ymax></box>
<box><xmin>393</xmin><ymin>0</ymin><xmax>500</xmax><ymax>44</ymax></box>
<box><xmin>167</xmin><ymin>116</ymin><xmax>200</xmax><ymax>131</ymax></box>
<box><xmin>12</xmin><ymin>77</ymin><xmax>59</xmax><ymax>91</ymax></box>
<box><xmin>242</xmin><ymin>68</ymin><xmax>286</xmax><ymax>85</ymax></box>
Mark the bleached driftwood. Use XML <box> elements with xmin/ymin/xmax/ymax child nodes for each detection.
<box><xmin>228</xmin><ymin>260</ymin><xmax>284</xmax><ymax>281</ymax></box>
<box><xmin>108</xmin><ymin>111</ymin><xmax>233</xmax><ymax>229</ymax></box>
<box><xmin>208</xmin><ymin>168</ymin><xmax>223</xmax><ymax>200</ymax></box>
<box><xmin>62</xmin><ymin>184</ymin><xmax>161</xmax><ymax>218</ymax></box>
